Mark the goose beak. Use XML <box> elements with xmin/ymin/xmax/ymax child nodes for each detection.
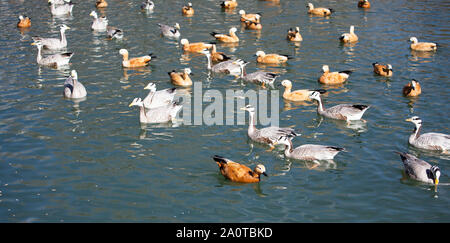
<box><xmin>435</xmin><ymin>179</ymin><xmax>439</xmax><ymax>185</ymax></box>
<box><xmin>31</xmin><ymin>43</ymin><xmax>36</xmax><ymax>45</ymax></box>
<box><xmin>262</xmin><ymin>172</ymin><xmax>268</xmax><ymax>177</ymax></box>
<box><xmin>405</xmin><ymin>118</ymin><xmax>412</xmax><ymax>122</ymax></box>
<box><xmin>240</xmin><ymin>107</ymin><xmax>246</xmax><ymax>111</ymax></box>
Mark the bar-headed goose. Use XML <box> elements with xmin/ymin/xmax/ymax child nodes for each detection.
<box><xmin>396</xmin><ymin>152</ymin><xmax>440</xmax><ymax>185</ymax></box>
<box><xmin>64</xmin><ymin>70</ymin><xmax>87</xmax><ymax>99</ymax></box>
<box><xmin>241</xmin><ymin>105</ymin><xmax>300</xmax><ymax>151</ymax></box>
<box><xmin>129</xmin><ymin>98</ymin><xmax>182</xmax><ymax>124</ymax></box>
<box><xmin>32</xmin><ymin>24</ymin><xmax>70</xmax><ymax>50</ymax></box>
<box><xmin>278</xmin><ymin>135</ymin><xmax>345</xmax><ymax>161</ymax></box>
<box><xmin>405</xmin><ymin>116</ymin><xmax>450</xmax><ymax>153</ymax></box>
<box><xmin>309</xmin><ymin>91</ymin><xmax>370</xmax><ymax>123</ymax></box>
<box><xmin>143</xmin><ymin>83</ymin><xmax>177</xmax><ymax>109</ymax></box>
<box><xmin>31</xmin><ymin>41</ymin><xmax>73</xmax><ymax>67</ymax></box>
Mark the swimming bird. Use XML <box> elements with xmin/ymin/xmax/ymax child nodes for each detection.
<box><xmin>238</xmin><ymin>10</ymin><xmax>261</xmax><ymax>23</ymax></box>
<box><xmin>372</xmin><ymin>62</ymin><xmax>393</xmax><ymax>77</ymax></box>
<box><xmin>119</xmin><ymin>49</ymin><xmax>155</xmax><ymax>68</ymax></box>
<box><xmin>255</xmin><ymin>51</ymin><xmax>290</xmax><ymax>64</ymax></box>
<box><xmin>281</xmin><ymin>80</ymin><xmax>326</xmax><ymax>102</ymax></box>
<box><xmin>241</xmin><ymin>105</ymin><xmax>300</xmax><ymax>151</ymax></box>
<box><xmin>244</xmin><ymin>20</ymin><xmax>262</xmax><ymax>30</ymax></box>
<box><xmin>409</xmin><ymin>37</ymin><xmax>437</xmax><ymax>51</ymax></box>
<box><xmin>141</xmin><ymin>0</ymin><xmax>154</xmax><ymax>11</ymax></box>
<box><xmin>200</xmin><ymin>49</ymin><xmax>244</xmax><ymax>75</ymax></box>
<box><xmin>318</xmin><ymin>65</ymin><xmax>352</xmax><ymax>84</ymax></box>
<box><xmin>396</xmin><ymin>152</ymin><xmax>440</xmax><ymax>185</ymax></box>
<box><xmin>287</xmin><ymin>27</ymin><xmax>302</xmax><ymax>42</ymax></box>
<box><xmin>64</xmin><ymin>70</ymin><xmax>87</xmax><ymax>99</ymax></box>
<box><xmin>213</xmin><ymin>155</ymin><xmax>267</xmax><ymax>183</ymax></box>
<box><xmin>309</xmin><ymin>91</ymin><xmax>370</xmax><ymax>123</ymax></box>
<box><xmin>405</xmin><ymin>116</ymin><xmax>450</xmax><ymax>153</ymax></box>
<box><xmin>31</xmin><ymin>41</ymin><xmax>73</xmax><ymax>67</ymax></box>
<box><xmin>237</xmin><ymin>62</ymin><xmax>278</xmax><ymax>88</ymax></box>
<box><xmin>210</xmin><ymin>44</ymin><xmax>231</xmax><ymax>63</ymax></box>
<box><xmin>96</xmin><ymin>0</ymin><xmax>108</xmax><ymax>8</ymax></box>
<box><xmin>90</xmin><ymin>11</ymin><xmax>108</xmax><ymax>31</ymax></box>
<box><xmin>32</xmin><ymin>24</ymin><xmax>70</xmax><ymax>50</ymax></box>
<box><xmin>49</xmin><ymin>0</ymin><xmax>72</xmax><ymax>5</ymax></box>
<box><xmin>403</xmin><ymin>79</ymin><xmax>421</xmax><ymax>97</ymax></box>
<box><xmin>129</xmin><ymin>98</ymin><xmax>182</xmax><ymax>124</ymax></box>
<box><xmin>210</xmin><ymin>27</ymin><xmax>239</xmax><ymax>43</ymax></box>
<box><xmin>277</xmin><ymin>135</ymin><xmax>345</xmax><ymax>161</ymax></box>
<box><xmin>358</xmin><ymin>0</ymin><xmax>371</xmax><ymax>8</ymax></box>
<box><xmin>221</xmin><ymin>0</ymin><xmax>238</xmax><ymax>9</ymax></box>
<box><xmin>307</xmin><ymin>3</ymin><xmax>334</xmax><ymax>16</ymax></box>
<box><xmin>180</xmin><ymin>39</ymin><xmax>213</xmax><ymax>53</ymax></box>
<box><xmin>17</xmin><ymin>15</ymin><xmax>31</xmax><ymax>28</ymax></box>
<box><xmin>107</xmin><ymin>26</ymin><xmax>123</xmax><ymax>39</ymax></box>
<box><xmin>339</xmin><ymin>26</ymin><xmax>358</xmax><ymax>43</ymax></box>
<box><xmin>158</xmin><ymin>23</ymin><xmax>181</xmax><ymax>38</ymax></box>
<box><xmin>182</xmin><ymin>2</ymin><xmax>194</xmax><ymax>16</ymax></box>
<box><xmin>142</xmin><ymin>83</ymin><xmax>177</xmax><ymax>109</ymax></box>
<box><xmin>168</xmin><ymin>68</ymin><xmax>193</xmax><ymax>86</ymax></box>
<box><xmin>48</xmin><ymin>0</ymin><xmax>74</xmax><ymax>15</ymax></box>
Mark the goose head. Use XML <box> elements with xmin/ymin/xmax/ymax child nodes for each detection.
<box><xmin>144</xmin><ymin>82</ymin><xmax>156</xmax><ymax>92</ymax></box>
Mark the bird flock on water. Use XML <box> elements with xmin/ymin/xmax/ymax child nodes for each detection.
<box><xmin>17</xmin><ymin>0</ymin><xmax>447</xmax><ymax>186</ymax></box>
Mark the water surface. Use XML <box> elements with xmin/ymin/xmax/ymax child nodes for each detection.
<box><xmin>0</xmin><ymin>0</ymin><xmax>449</xmax><ymax>222</ymax></box>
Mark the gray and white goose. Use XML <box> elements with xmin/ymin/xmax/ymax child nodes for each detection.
<box><xmin>277</xmin><ymin>135</ymin><xmax>345</xmax><ymax>161</ymax></box>
<box><xmin>200</xmin><ymin>49</ymin><xmax>245</xmax><ymax>76</ymax></box>
<box><xmin>237</xmin><ymin>61</ymin><xmax>278</xmax><ymax>88</ymax></box>
<box><xmin>48</xmin><ymin>0</ymin><xmax>74</xmax><ymax>15</ymax></box>
<box><xmin>141</xmin><ymin>0</ymin><xmax>155</xmax><ymax>11</ymax></box>
<box><xmin>396</xmin><ymin>151</ymin><xmax>441</xmax><ymax>185</ymax></box>
<box><xmin>158</xmin><ymin>23</ymin><xmax>180</xmax><ymax>38</ymax></box>
<box><xmin>241</xmin><ymin>105</ymin><xmax>299</xmax><ymax>151</ymax></box>
<box><xmin>32</xmin><ymin>24</ymin><xmax>70</xmax><ymax>50</ymax></box>
<box><xmin>142</xmin><ymin>82</ymin><xmax>177</xmax><ymax>109</ymax></box>
<box><xmin>107</xmin><ymin>26</ymin><xmax>123</xmax><ymax>39</ymax></box>
<box><xmin>309</xmin><ymin>91</ymin><xmax>370</xmax><ymax>123</ymax></box>
<box><xmin>64</xmin><ymin>70</ymin><xmax>87</xmax><ymax>99</ymax></box>
<box><xmin>405</xmin><ymin>116</ymin><xmax>450</xmax><ymax>153</ymax></box>
<box><xmin>129</xmin><ymin>98</ymin><xmax>182</xmax><ymax>124</ymax></box>
<box><xmin>31</xmin><ymin>41</ymin><xmax>73</xmax><ymax>67</ymax></box>
<box><xmin>90</xmin><ymin>11</ymin><xmax>108</xmax><ymax>31</ymax></box>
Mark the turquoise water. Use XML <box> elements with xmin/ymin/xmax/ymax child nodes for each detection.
<box><xmin>0</xmin><ymin>0</ymin><xmax>449</xmax><ymax>222</ymax></box>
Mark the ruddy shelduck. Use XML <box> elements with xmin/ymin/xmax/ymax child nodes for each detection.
<box><xmin>244</xmin><ymin>20</ymin><xmax>262</xmax><ymax>30</ymax></box>
<box><xmin>182</xmin><ymin>2</ymin><xmax>194</xmax><ymax>16</ymax></box>
<box><xmin>403</xmin><ymin>79</ymin><xmax>421</xmax><ymax>97</ymax></box>
<box><xmin>213</xmin><ymin>155</ymin><xmax>267</xmax><ymax>183</ymax></box>
<box><xmin>255</xmin><ymin>51</ymin><xmax>290</xmax><ymax>64</ymax></box>
<box><xmin>340</xmin><ymin>26</ymin><xmax>358</xmax><ymax>43</ymax></box>
<box><xmin>372</xmin><ymin>62</ymin><xmax>393</xmax><ymax>77</ymax></box>
<box><xmin>409</xmin><ymin>37</ymin><xmax>437</xmax><ymax>52</ymax></box>
<box><xmin>210</xmin><ymin>27</ymin><xmax>239</xmax><ymax>43</ymax></box>
<box><xmin>17</xmin><ymin>15</ymin><xmax>31</xmax><ymax>28</ymax></box>
<box><xmin>318</xmin><ymin>65</ymin><xmax>352</xmax><ymax>84</ymax></box>
<box><xmin>307</xmin><ymin>3</ymin><xmax>334</xmax><ymax>16</ymax></box>
<box><xmin>287</xmin><ymin>27</ymin><xmax>302</xmax><ymax>42</ymax></box>
<box><xmin>119</xmin><ymin>49</ymin><xmax>155</xmax><ymax>68</ymax></box>
<box><xmin>281</xmin><ymin>80</ymin><xmax>326</xmax><ymax>102</ymax></box>
<box><xmin>168</xmin><ymin>68</ymin><xmax>193</xmax><ymax>86</ymax></box>
<box><xmin>96</xmin><ymin>0</ymin><xmax>108</xmax><ymax>8</ymax></box>
<box><xmin>358</xmin><ymin>0</ymin><xmax>370</xmax><ymax>8</ymax></box>
<box><xmin>211</xmin><ymin>44</ymin><xmax>231</xmax><ymax>63</ymax></box>
<box><xmin>180</xmin><ymin>38</ymin><xmax>213</xmax><ymax>53</ymax></box>
<box><xmin>238</xmin><ymin>10</ymin><xmax>261</xmax><ymax>23</ymax></box>
<box><xmin>221</xmin><ymin>0</ymin><xmax>238</xmax><ymax>9</ymax></box>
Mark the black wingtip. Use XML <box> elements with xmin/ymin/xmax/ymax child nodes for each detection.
<box><xmin>328</xmin><ymin>146</ymin><xmax>345</xmax><ymax>151</ymax></box>
<box><xmin>314</xmin><ymin>89</ymin><xmax>327</xmax><ymax>94</ymax></box>
<box><xmin>329</xmin><ymin>8</ymin><xmax>335</xmax><ymax>13</ymax></box>
<box><xmin>352</xmin><ymin>104</ymin><xmax>369</xmax><ymax>110</ymax></box>
<box><xmin>210</xmin><ymin>32</ymin><xmax>218</xmax><ymax>37</ymax></box>
<box><xmin>372</xmin><ymin>62</ymin><xmax>378</xmax><ymax>66</ymax></box>
<box><xmin>213</xmin><ymin>155</ymin><xmax>227</xmax><ymax>164</ymax></box>
<box><xmin>339</xmin><ymin>70</ymin><xmax>353</xmax><ymax>75</ymax></box>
